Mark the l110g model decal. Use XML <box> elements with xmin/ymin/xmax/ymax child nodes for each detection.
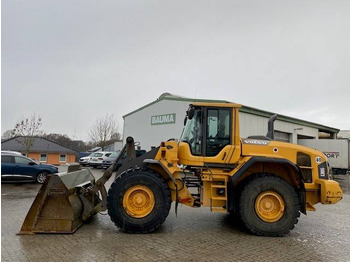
<box><xmin>242</xmin><ymin>139</ymin><xmax>270</xmax><ymax>146</ymax></box>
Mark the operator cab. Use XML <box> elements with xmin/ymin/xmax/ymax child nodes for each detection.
<box><xmin>179</xmin><ymin>103</ymin><xmax>240</xmax><ymax>166</ymax></box>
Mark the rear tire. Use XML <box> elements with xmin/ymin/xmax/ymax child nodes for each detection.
<box><xmin>107</xmin><ymin>169</ymin><xmax>171</xmax><ymax>233</ymax></box>
<box><xmin>239</xmin><ymin>174</ymin><xmax>300</xmax><ymax>236</ymax></box>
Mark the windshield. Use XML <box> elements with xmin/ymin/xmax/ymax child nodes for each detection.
<box><xmin>92</xmin><ymin>152</ymin><xmax>103</xmax><ymax>157</ymax></box>
<box><xmin>180</xmin><ymin>108</ymin><xmax>202</xmax><ymax>155</ymax></box>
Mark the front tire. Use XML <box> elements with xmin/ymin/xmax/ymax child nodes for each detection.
<box><xmin>239</xmin><ymin>174</ymin><xmax>300</xmax><ymax>236</ymax></box>
<box><xmin>107</xmin><ymin>169</ymin><xmax>171</xmax><ymax>233</ymax></box>
<box><xmin>36</xmin><ymin>171</ymin><xmax>48</xmax><ymax>184</ymax></box>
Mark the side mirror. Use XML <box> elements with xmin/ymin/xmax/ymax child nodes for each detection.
<box><xmin>29</xmin><ymin>161</ymin><xmax>36</xmax><ymax>166</ymax></box>
<box><xmin>188</xmin><ymin>107</ymin><xmax>195</xmax><ymax>120</ymax></box>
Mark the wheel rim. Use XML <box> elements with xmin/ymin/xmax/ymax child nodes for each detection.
<box><xmin>123</xmin><ymin>185</ymin><xmax>155</xmax><ymax>218</ymax></box>
<box><xmin>255</xmin><ymin>191</ymin><xmax>285</xmax><ymax>222</ymax></box>
<box><xmin>37</xmin><ymin>173</ymin><xmax>46</xmax><ymax>183</ymax></box>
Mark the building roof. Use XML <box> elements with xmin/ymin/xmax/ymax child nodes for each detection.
<box><xmin>1</xmin><ymin>136</ymin><xmax>78</xmax><ymax>154</ymax></box>
<box><xmin>123</xmin><ymin>93</ymin><xmax>229</xmax><ymax>118</ymax></box>
<box><xmin>123</xmin><ymin>93</ymin><xmax>339</xmax><ymax>134</ymax></box>
<box><xmin>338</xmin><ymin>130</ymin><xmax>350</xmax><ymax>139</ymax></box>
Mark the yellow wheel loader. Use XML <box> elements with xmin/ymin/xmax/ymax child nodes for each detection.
<box><xmin>19</xmin><ymin>102</ymin><xmax>343</xmax><ymax>236</ymax></box>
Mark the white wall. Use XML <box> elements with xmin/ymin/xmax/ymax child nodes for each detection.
<box><xmin>113</xmin><ymin>141</ymin><xmax>123</xmax><ymax>151</ymax></box>
<box><xmin>239</xmin><ymin>112</ymin><xmax>318</xmax><ymax>143</ymax></box>
<box><xmin>123</xmin><ymin>100</ymin><xmax>190</xmax><ymax>150</ymax></box>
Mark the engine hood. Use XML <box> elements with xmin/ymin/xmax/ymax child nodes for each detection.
<box><xmin>241</xmin><ymin>138</ymin><xmax>328</xmax><ymax>164</ymax></box>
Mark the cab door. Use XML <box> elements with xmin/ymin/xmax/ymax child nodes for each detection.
<box><xmin>179</xmin><ymin>106</ymin><xmax>235</xmax><ymax>166</ymax></box>
<box><xmin>202</xmin><ymin>107</ymin><xmax>234</xmax><ymax>165</ymax></box>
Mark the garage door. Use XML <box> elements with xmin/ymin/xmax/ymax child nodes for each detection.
<box><xmin>275</xmin><ymin>131</ymin><xmax>291</xmax><ymax>143</ymax></box>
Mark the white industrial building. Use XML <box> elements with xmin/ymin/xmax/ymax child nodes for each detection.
<box><xmin>123</xmin><ymin>93</ymin><xmax>339</xmax><ymax>150</ymax></box>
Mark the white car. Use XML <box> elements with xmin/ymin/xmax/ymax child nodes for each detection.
<box><xmin>79</xmin><ymin>154</ymin><xmax>94</xmax><ymax>166</ymax></box>
<box><xmin>89</xmin><ymin>152</ymin><xmax>113</xmax><ymax>168</ymax></box>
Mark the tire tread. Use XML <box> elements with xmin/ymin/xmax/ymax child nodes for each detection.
<box><xmin>239</xmin><ymin>173</ymin><xmax>300</xmax><ymax>237</ymax></box>
<box><xmin>107</xmin><ymin>168</ymin><xmax>171</xmax><ymax>233</ymax></box>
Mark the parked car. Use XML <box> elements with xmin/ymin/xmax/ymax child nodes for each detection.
<box><xmin>102</xmin><ymin>149</ymin><xmax>147</xmax><ymax>170</ymax></box>
<box><xmin>89</xmin><ymin>152</ymin><xmax>113</xmax><ymax>168</ymax></box>
<box><xmin>1</xmin><ymin>151</ymin><xmax>58</xmax><ymax>184</ymax></box>
<box><xmin>102</xmin><ymin>151</ymin><xmax>121</xmax><ymax>169</ymax></box>
<box><xmin>79</xmin><ymin>153</ymin><xmax>94</xmax><ymax>166</ymax></box>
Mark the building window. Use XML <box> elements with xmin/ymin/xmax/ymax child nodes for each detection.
<box><xmin>40</xmin><ymin>153</ymin><xmax>47</xmax><ymax>162</ymax></box>
<box><xmin>59</xmin><ymin>154</ymin><xmax>66</xmax><ymax>162</ymax></box>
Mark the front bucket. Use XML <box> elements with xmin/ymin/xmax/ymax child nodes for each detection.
<box><xmin>18</xmin><ymin>164</ymin><xmax>97</xmax><ymax>235</ymax></box>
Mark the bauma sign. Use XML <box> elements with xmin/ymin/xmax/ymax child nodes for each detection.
<box><xmin>151</xmin><ymin>113</ymin><xmax>176</xmax><ymax>125</ymax></box>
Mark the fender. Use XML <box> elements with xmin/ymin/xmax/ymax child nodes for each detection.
<box><xmin>229</xmin><ymin>156</ymin><xmax>306</xmax><ymax>214</ymax></box>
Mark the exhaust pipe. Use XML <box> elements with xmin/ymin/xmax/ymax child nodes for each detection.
<box><xmin>266</xmin><ymin>114</ymin><xmax>277</xmax><ymax>140</ymax></box>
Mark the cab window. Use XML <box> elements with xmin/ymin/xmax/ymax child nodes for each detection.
<box><xmin>181</xmin><ymin>108</ymin><xmax>202</xmax><ymax>156</ymax></box>
<box><xmin>206</xmin><ymin>108</ymin><xmax>231</xmax><ymax>156</ymax></box>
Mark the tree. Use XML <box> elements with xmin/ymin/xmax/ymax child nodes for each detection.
<box><xmin>43</xmin><ymin>133</ymin><xmax>90</xmax><ymax>152</ymax></box>
<box><xmin>12</xmin><ymin>114</ymin><xmax>43</xmax><ymax>154</ymax></box>
<box><xmin>1</xmin><ymin>129</ymin><xmax>15</xmax><ymax>140</ymax></box>
<box><xmin>88</xmin><ymin>114</ymin><xmax>121</xmax><ymax>150</ymax></box>
<box><xmin>110</xmin><ymin>131</ymin><xmax>122</xmax><ymax>142</ymax></box>
<box><xmin>44</xmin><ymin>133</ymin><xmax>72</xmax><ymax>148</ymax></box>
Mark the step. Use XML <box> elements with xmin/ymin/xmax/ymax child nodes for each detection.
<box><xmin>211</xmin><ymin>184</ymin><xmax>226</xmax><ymax>188</ymax></box>
<box><xmin>211</xmin><ymin>207</ymin><xmax>227</xmax><ymax>213</ymax></box>
<box><xmin>211</xmin><ymin>196</ymin><xmax>227</xmax><ymax>201</ymax></box>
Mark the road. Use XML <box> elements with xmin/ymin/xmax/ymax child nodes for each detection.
<box><xmin>1</xmin><ymin>168</ymin><xmax>350</xmax><ymax>262</ymax></box>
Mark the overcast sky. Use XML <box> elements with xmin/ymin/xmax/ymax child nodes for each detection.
<box><xmin>2</xmin><ymin>0</ymin><xmax>350</xmax><ymax>141</ymax></box>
